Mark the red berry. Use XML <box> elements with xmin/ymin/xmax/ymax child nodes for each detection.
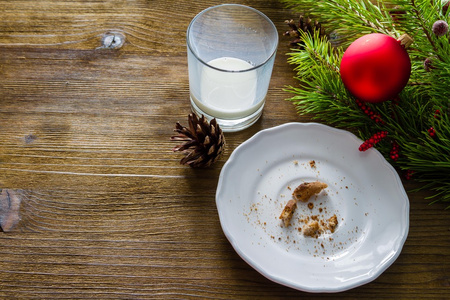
<box><xmin>405</xmin><ymin>170</ymin><xmax>414</xmax><ymax>180</ymax></box>
<box><xmin>390</xmin><ymin>141</ymin><xmax>400</xmax><ymax>161</ymax></box>
<box><xmin>428</xmin><ymin>127</ymin><xmax>436</xmax><ymax>137</ymax></box>
<box><xmin>355</xmin><ymin>99</ymin><xmax>385</xmax><ymax>124</ymax></box>
<box><xmin>359</xmin><ymin>131</ymin><xmax>388</xmax><ymax>152</ymax></box>
<box><xmin>434</xmin><ymin>109</ymin><xmax>441</xmax><ymax>118</ymax></box>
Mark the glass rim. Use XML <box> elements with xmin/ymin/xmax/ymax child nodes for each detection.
<box><xmin>186</xmin><ymin>4</ymin><xmax>278</xmax><ymax>73</ymax></box>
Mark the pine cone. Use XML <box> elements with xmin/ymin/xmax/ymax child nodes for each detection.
<box><xmin>284</xmin><ymin>15</ymin><xmax>325</xmax><ymax>47</ymax></box>
<box><xmin>171</xmin><ymin>114</ymin><xmax>225</xmax><ymax>168</ymax></box>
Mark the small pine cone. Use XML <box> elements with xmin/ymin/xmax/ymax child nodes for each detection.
<box><xmin>432</xmin><ymin>20</ymin><xmax>449</xmax><ymax>37</ymax></box>
<box><xmin>171</xmin><ymin>114</ymin><xmax>225</xmax><ymax>168</ymax></box>
<box><xmin>284</xmin><ymin>15</ymin><xmax>325</xmax><ymax>47</ymax></box>
<box><xmin>424</xmin><ymin>57</ymin><xmax>433</xmax><ymax>72</ymax></box>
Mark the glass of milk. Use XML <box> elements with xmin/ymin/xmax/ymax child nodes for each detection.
<box><xmin>187</xmin><ymin>4</ymin><xmax>278</xmax><ymax>132</ymax></box>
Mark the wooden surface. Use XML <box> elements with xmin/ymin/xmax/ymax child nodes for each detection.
<box><xmin>0</xmin><ymin>0</ymin><xmax>449</xmax><ymax>298</ymax></box>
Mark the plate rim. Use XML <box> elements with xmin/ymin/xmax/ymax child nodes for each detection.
<box><xmin>215</xmin><ymin>122</ymin><xmax>410</xmax><ymax>293</ymax></box>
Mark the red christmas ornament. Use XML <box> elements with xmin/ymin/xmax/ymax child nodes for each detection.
<box><xmin>340</xmin><ymin>33</ymin><xmax>412</xmax><ymax>103</ymax></box>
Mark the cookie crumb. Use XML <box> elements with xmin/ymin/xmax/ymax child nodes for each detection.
<box><xmin>327</xmin><ymin>214</ymin><xmax>338</xmax><ymax>233</ymax></box>
<box><xmin>302</xmin><ymin>221</ymin><xmax>320</xmax><ymax>237</ymax></box>
<box><xmin>279</xmin><ymin>181</ymin><xmax>327</xmax><ymax>227</ymax></box>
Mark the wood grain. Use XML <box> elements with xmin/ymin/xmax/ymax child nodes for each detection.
<box><xmin>1</xmin><ymin>0</ymin><xmax>449</xmax><ymax>298</ymax></box>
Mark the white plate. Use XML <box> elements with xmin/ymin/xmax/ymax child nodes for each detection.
<box><xmin>216</xmin><ymin>123</ymin><xmax>409</xmax><ymax>293</ymax></box>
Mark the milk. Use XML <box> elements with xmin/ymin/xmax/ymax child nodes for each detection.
<box><xmin>191</xmin><ymin>57</ymin><xmax>264</xmax><ymax>119</ymax></box>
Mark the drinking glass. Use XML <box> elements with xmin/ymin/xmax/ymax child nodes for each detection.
<box><xmin>187</xmin><ymin>4</ymin><xmax>278</xmax><ymax>132</ymax></box>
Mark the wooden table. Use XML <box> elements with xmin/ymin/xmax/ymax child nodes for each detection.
<box><xmin>1</xmin><ymin>0</ymin><xmax>449</xmax><ymax>298</ymax></box>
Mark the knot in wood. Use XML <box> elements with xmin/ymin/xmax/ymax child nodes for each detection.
<box><xmin>100</xmin><ymin>32</ymin><xmax>125</xmax><ymax>49</ymax></box>
<box><xmin>0</xmin><ymin>189</ymin><xmax>22</xmax><ymax>232</ymax></box>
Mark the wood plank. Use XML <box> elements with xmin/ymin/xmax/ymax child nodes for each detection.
<box><xmin>0</xmin><ymin>0</ymin><xmax>449</xmax><ymax>298</ymax></box>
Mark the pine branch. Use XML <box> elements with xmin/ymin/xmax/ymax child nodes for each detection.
<box><xmin>411</xmin><ymin>0</ymin><xmax>442</xmax><ymax>58</ymax></box>
<box><xmin>282</xmin><ymin>0</ymin><xmax>399</xmax><ymax>46</ymax></box>
<box><xmin>283</xmin><ymin>0</ymin><xmax>450</xmax><ymax>206</ymax></box>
